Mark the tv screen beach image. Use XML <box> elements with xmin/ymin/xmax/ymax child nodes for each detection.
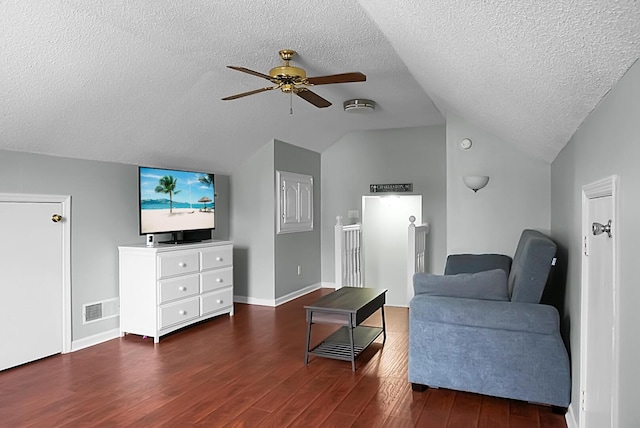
<box><xmin>139</xmin><ymin>167</ymin><xmax>215</xmax><ymax>234</ymax></box>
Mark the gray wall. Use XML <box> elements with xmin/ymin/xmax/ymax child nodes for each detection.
<box><xmin>550</xmin><ymin>59</ymin><xmax>640</xmax><ymax>426</ymax></box>
<box><xmin>446</xmin><ymin>114</ymin><xmax>551</xmax><ymax>256</ymax></box>
<box><xmin>0</xmin><ymin>149</ymin><xmax>230</xmax><ymax>343</ymax></box>
<box><xmin>230</xmin><ymin>141</ymin><xmax>275</xmax><ymax>301</ymax></box>
<box><xmin>274</xmin><ymin>140</ymin><xmax>321</xmax><ymax>300</ymax></box>
<box><xmin>231</xmin><ymin>139</ymin><xmax>321</xmax><ymax>302</ymax></box>
<box><xmin>321</xmin><ymin>125</ymin><xmax>447</xmax><ymax>280</ymax></box>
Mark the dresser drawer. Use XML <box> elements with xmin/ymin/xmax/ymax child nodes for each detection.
<box><xmin>158</xmin><ymin>251</ymin><xmax>199</xmax><ymax>278</ymax></box>
<box><xmin>201</xmin><ymin>267</ymin><xmax>233</xmax><ymax>293</ymax></box>
<box><xmin>158</xmin><ymin>296</ymin><xmax>200</xmax><ymax>329</ymax></box>
<box><xmin>158</xmin><ymin>274</ymin><xmax>199</xmax><ymax>304</ymax></box>
<box><xmin>201</xmin><ymin>246</ymin><xmax>233</xmax><ymax>270</ymax></box>
<box><xmin>201</xmin><ymin>288</ymin><xmax>233</xmax><ymax>316</ymax></box>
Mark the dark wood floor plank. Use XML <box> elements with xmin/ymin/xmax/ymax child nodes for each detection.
<box><xmin>351</xmin><ymin>376</ymin><xmax>407</xmax><ymax>427</ymax></box>
<box><xmin>287</xmin><ymin>367</ymin><xmax>359</xmax><ymax>428</ymax></box>
<box><xmin>333</xmin><ymin>375</ymin><xmax>382</xmax><ymax>416</ymax></box>
<box><xmin>319</xmin><ymin>411</ymin><xmax>358</xmax><ymax>428</ymax></box>
<box><xmin>257</xmin><ymin>368</ymin><xmax>342</xmax><ymax>427</ymax></box>
<box><xmin>447</xmin><ymin>391</ymin><xmax>482</xmax><ymax>428</ymax></box>
<box><xmin>478</xmin><ymin>395</ymin><xmax>510</xmax><ymax>428</ymax></box>
<box><xmin>539</xmin><ymin>407</ymin><xmax>567</xmax><ymax>428</ymax></box>
<box><xmin>387</xmin><ymin>383</ymin><xmax>429</xmax><ymax>424</ymax></box>
<box><xmin>222</xmin><ymin>406</ymin><xmax>270</xmax><ymax>428</ymax></box>
<box><xmin>249</xmin><ymin>364</ymin><xmax>322</xmax><ymax>412</ymax></box>
<box><xmin>0</xmin><ymin>290</ymin><xmax>567</xmax><ymax>428</ymax></box>
<box><xmin>414</xmin><ymin>388</ymin><xmax>456</xmax><ymax>427</ymax></box>
<box><xmin>510</xmin><ymin>400</ymin><xmax>541</xmax><ymax>428</ymax></box>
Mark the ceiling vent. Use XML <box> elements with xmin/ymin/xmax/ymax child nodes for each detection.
<box><xmin>343</xmin><ymin>99</ymin><xmax>376</xmax><ymax>113</ymax></box>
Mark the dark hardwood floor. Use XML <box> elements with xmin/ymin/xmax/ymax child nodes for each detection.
<box><xmin>0</xmin><ymin>289</ymin><xmax>567</xmax><ymax>427</ymax></box>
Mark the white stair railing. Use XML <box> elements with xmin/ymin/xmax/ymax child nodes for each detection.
<box><xmin>407</xmin><ymin>215</ymin><xmax>430</xmax><ymax>299</ymax></box>
<box><xmin>334</xmin><ymin>216</ymin><xmax>362</xmax><ymax>288</ymax></box>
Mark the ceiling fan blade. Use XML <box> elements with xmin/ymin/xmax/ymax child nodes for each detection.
<box><xmin>295</xmin><ymin>89</ymin><xmax>332</xmax><ymax>108</ymax></box>
<box><xmin>227</xmin><ymin>66</ymin><xmax>273</xmax><ymax>80</ymax></box>
<box><xmin>306</xmin><ymin>72</ymin><xmax>366</xmax><ymax>86</ymax></box>
<box><xmin>222</xmin><ymin>86</ymin><xmax>275</xmax><ymax>100</ymax></box>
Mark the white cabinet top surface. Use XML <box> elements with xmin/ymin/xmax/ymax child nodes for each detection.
<box><xmin>119</xmin><ymin>240</ymin><xmax>232</xmax><ymax>253</ymax></box>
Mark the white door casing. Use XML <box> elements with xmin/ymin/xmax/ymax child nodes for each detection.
<box><xmin>0</xmin><ymin>193</ymin><xmax>71</xmax><ymax>371</ymax></box>
<box><xmin>579</xmin><ymin>176</ymin><xmax>619</xmax><ymax>428</ymax></box>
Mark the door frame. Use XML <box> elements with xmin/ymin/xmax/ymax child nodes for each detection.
<box><xmin>579</xmin><ymin>175</ymin><xmax>619</xmax><ymax>427</ymax></box>
<box><xmin>0</xmin><ymin>193</ymin><xmax>72</xmax><ymax>354</ymax></box>
<box><xmin>361</xmin><ymin>194</ymin><xmax>422</xmax><ymax>307</ymax></box>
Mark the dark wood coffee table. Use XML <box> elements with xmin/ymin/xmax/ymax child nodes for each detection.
<box><xmin>304</xmin><ymin>287</ymin><xmax>387</xmax><ymax>371</ymax></box>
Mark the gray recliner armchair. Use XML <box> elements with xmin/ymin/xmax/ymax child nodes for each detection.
<box><xmin>408</xmin><ymin>229</ymin><xmax>570</xmax><ymax>410</ymax></box>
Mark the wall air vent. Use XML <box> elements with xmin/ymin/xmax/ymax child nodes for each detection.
<box><xmin>83</xmin><ymin>298</ymin><xmax>119</xmax><ymax>324</ymax></box>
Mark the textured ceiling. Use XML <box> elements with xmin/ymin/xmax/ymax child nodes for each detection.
<box><xmin>1</xmin><ymin>1</ymin><xmax>638</xmax><ymax>174</ymax></box>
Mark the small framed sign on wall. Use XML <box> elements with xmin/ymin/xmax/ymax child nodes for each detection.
<box><xmin>369</xmin><ymin>183</ymin><xmax>413</xmax><ymax>193</ymax></box>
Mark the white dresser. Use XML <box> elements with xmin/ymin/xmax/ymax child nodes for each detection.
<box><xmin>118</xmin><ymin>240</ymin><xmax>233</xmax><ymax>343</ymax></box>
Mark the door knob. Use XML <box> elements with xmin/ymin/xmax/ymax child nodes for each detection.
<box><xmin>592</xmin><ymin>220</ymin><xmax>612</xmax><ymax>238</ymax></box>
<box><xmin>51</xmin><ymin>214</ymin><xmax>63</xmax><ymax>223</ymax></box>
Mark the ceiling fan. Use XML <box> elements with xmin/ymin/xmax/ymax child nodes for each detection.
<box><xmin>222</xmin><ymin>49</ymin><xmax>366</xmax><ymax>108</ymax></box>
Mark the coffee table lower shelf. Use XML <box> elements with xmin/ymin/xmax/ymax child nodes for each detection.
<box><xmin>309</xmin><ymin>325</ymin><xmax>384</xmax><ymax>362</ymax></box>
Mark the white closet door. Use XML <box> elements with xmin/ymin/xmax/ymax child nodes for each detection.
<box><xmin>0</xmin><ymin>201</ymin><xmax>63</xmax><ymax>371</ymax></box>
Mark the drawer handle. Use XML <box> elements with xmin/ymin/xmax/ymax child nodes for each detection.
<box><xmin>178</xmin><ymin>262</ymin><xmax>186</xmax><ymax>267</ymax></box>
<box><xmin>179</xmin><ymin>310</ymin><xmax>187</xmax><ymax>315</ymax></box>
<box><xmin>216</xmin><ymin>257</ymin><xmax>223</xmax><ymax>261</ymax></box>
<box><xmin>216</xmin><ymin>278</ymin><xmax>224</xmax><ymax>283</ymax></box>
<box><xmin>216</xmin><ymin>299</ymin><xmax>223</xmax><ymax>304</ymax></box>
<box><xmin>178</xmin><ymin>286</ymin><xmax>186</xmax><ymax>291</ymax></box>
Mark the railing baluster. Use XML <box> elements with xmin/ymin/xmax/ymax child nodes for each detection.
<box><xmin>335</xmin><ymin>216</ymin><xmax>362</xmax><ymax>289</ymax></box>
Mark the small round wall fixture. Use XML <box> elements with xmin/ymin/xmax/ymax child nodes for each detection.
<box><xmin>460</xmin><ymin>138</ymin><xmax>472</xmax><ymax>150</ymax></box>
<box><xmin>343</xmin><ymin>99</ymin><xmax>376</xmax><ymax>113</ymax></box>
<box><xmin>463</xmin><ymin>175</ymin><xmax>490</xmax><ymax>192</ymax></box>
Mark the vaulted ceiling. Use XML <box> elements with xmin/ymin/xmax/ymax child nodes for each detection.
<box><xmin>2</xmin><ymin>1</ymin><xmax>639</xmax><ymax>174</ymax></box>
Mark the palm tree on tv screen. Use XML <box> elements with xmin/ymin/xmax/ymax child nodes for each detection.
<box><xmin>155</xmin><ymin>175</ymin><xmax>182</xmax><ymax>214</ymax></box>
<box><xmin>198</xmin><ymin>174</ymin><xmax>214</xmax><ymax>188</ymax></box>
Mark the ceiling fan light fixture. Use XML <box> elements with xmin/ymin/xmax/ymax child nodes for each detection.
<box><xmin>343</xmin><ymin>99</ymin><xmax>376</xmax><ymax>113</ymax></box>
<box><xmin>269</xmin><ymin>65</ymin><xmax>306</xmax><ymax>80</ymax></box>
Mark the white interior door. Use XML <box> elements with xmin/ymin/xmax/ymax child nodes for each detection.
<box><xmin>0</xmin><ymin>201</ymin><xmax>64</xmax><ymax>371</ymax></box>
<box><xmin>362</xmin><ymin>195</ymin><xmax>422</xmax><ymax>307</ymax></box>
<box><xmin>581</xmin><ymin>177</ymin><xmax>618</xmax><ymax>428</ymax></box>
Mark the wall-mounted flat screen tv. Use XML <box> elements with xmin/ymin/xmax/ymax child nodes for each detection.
<box><xmin>138</xmin><ymin>166</ymin><xmax>215</xmax><ymax>236</ymax></box>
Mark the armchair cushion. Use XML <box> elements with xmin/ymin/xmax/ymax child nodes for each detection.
<box><xmin>413</xmin><ymin>269</ymin><xmax>509</xmax><ymax>301</ymax></box>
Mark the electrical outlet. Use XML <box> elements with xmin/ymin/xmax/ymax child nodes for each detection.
<box><xmin>297</xmin><ymin>265</ymin><xmax>301</xmax><ymax>275</ymax></box>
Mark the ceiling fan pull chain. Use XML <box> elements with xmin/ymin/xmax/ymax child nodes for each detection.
<box><xmin>290</xmin><ymin>91</ymin><xmax>293</xmax><ymax>115</ymax></box>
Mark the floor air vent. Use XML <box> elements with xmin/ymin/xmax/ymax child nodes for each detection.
<box><xmin>83</xmin><ymin>298</ymin><xmax>119</xmax><ymax>324</ymax></box>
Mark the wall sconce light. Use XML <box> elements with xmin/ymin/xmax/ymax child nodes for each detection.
<box><xmin>463</xmin><ymin>175</ymin><xmax>490</xmax><ymax>192</ymax></box>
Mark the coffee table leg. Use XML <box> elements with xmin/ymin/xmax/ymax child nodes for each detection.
<box><xmin>381</xmin><ymin>305</ymin><xmax>387</xmax><ymax>343</ymax></box>
<box><xmin>305</xmin><ymin>310</ymin><xmax>312</xmax><ymax>364</ymax></box>
<box><xmin>348</xmin><ymin>319</ymin><xmax>356</xmax><ymax>371</ymax></box>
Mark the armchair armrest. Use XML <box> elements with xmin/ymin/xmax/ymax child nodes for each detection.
<box><xmin>409</xmin><ymin>294</ymin><xmax>561</xmax><ymax>335</ymax></box>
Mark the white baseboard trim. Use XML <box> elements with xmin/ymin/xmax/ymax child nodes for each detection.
<box><xmin>274</xmin><ymin>283</ymin><xmax>322</xmax><ymax>306</ymax></box>
<box><xmin>71</xmin><ymin>328</ymin><xmax>120</xmax><ymax>352</ymax></box>
<box><xmin>234</xmin><ymin>282</ymin><xmax>324</xmax><ymax>307</ymax></box>
<box><xmin>320</xmin><ymin>282</ymin><xmax>337</xmax><ymax>288</ymax></box>
<box><xmin>233</xmin><ymin>295</ymin><xmax>274</xmax><ymax>307</ymax></box>
<box><xmin>566</xmin><ymin>403</ymin><xmax>578</xmax><ymax>428</ymax></box>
